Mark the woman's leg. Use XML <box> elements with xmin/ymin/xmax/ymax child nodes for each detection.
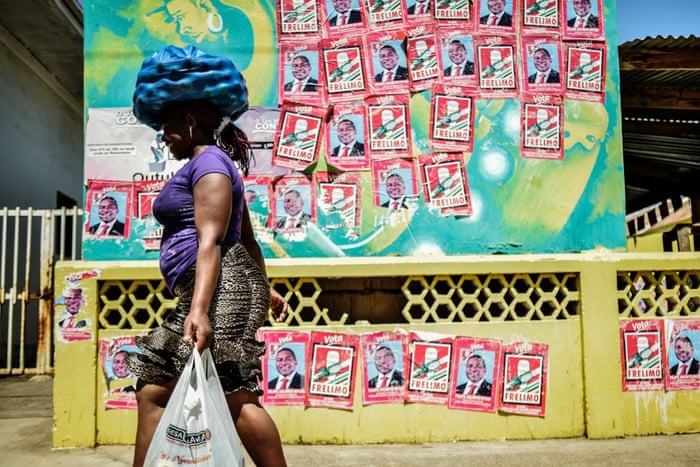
<box><xmin>227</xmin><ymin>389</ymin><xmax>287</xmax><ymax>467</ymax></box>
<box><xmin>132</xmin><ymin>380</ymin><xmax>176</xmax><ymax>467</ymax></box>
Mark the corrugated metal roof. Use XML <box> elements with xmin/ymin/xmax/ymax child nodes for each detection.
<box><xmin>620</xmin><ymin>35</ymin><xmax>700</xmax><ymax>49</ymax></box>
<box><xmin>621</xmin><ymin>69</ymin><xmax>700</xmax><ymax>90</ymax></box>
<box><xmin>620</xmin><ymin>35</ymin><xmax>700</xmax><ymax>91</ymax></box>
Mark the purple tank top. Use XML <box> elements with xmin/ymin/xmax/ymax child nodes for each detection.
<box><xmin>153</xmin><ymin>147</ymin><xmax>244</xmax><ymax>291</ymax></box>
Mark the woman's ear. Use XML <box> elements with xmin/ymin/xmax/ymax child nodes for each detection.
<box><xmin>185</xmin><ymin>113</ymin><xmax>197</xmax><ymax>130</ymax></box>
<box><xmin>185</xmin><ymin>113</ymin><xmax>197</xmax><ymax>139</ymax></box>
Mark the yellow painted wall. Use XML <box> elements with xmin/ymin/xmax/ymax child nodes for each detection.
<box><xmin>53</xmin><ymin>252</ymin><xmax>700</xmax><ymax>447</ymax></box>
<box><xmin>627</xmin><ymin>233</ymin><xmax>665</xmax><ymax>253</ymax></box>
<box><xmin>269</xmin><ymin>320</ymin><xmax>584</xmax><ymax>444</ymax></box>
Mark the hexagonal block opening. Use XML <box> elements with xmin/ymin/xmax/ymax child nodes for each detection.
<box><xmin>404</xmin><ymin>277</ymin><xmax>429</xmax><ymax>298</ymax></box>
<box><xmin>129</xmin><ymin>308</ymin><xmax>155</xmax><ymax>326</ymax></box>
<box><xmin>430</xmin><ymin>277</ymin><xmax>455</xmax><ymax>297</ymax></box>
<box><xmin>512</xmin><ymin>276</ymin><xmax>534</xmax><ymax>294</ymax></box>
<box><xmin>486</xmin><ymin>301</ymin><xmax>507</xmax><ymax>320</ymax></box>
<box><xmin>101</xmin><ymin>308</ymin><xmax>126</xmax><ymax>327</ymax></box>
<box><xmin>403</xmin><ymin>303</ymin><xmax>429</xmax><ymax>322</ymax></box>
<box><xmin>100</xmin><ymin>281</ymin><xmax>128</xmax><ymax>303</ymax></box>
<box><xmin>483</xmin><ymin>275</ymin><xmax>507</xmax><ymax>295</ymax></box>
<box><xmin>458</xmin><ymin>277</ymin><xmax>482</xmax><ymax>296</ymax></box>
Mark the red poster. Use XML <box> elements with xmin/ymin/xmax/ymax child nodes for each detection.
<box><xmin>325</xmin><ymin>103</ymin><xmax>369</xmax><ymax>171</ymax></box>
<box><xmin>522</xmin><ymin>0</ymin><xmax>561</xmax><ymax>31</ymax></box>
<box><xmin>272</xmin><ymin>103</ymin><xmax>327</xmax><ymax>171</ymax></box>
<box><xmin>436</xmin><ymin>27</ymin><xmax>476</xmax><ymax>88</ymax></box>
<box><xmin>133</xmin><ymin>179</ymin><xmax>166</xmax><ymax>251</ymax></box>
<box><xmin>434</xmin><ymin>0</ymin><xmax>472</xmax><ymax>24</ymax></box>
<box><xmin>277</xmin><ymin>0</ymin><xmax>322</xmax><ymax>40</ymax></box>
<box><xmin>499</xmin><ymin>341</ymin><xmax>549</xmax><ymax>417</ymax></box>
<box><xmin>449</xmin><ymin>337</ymin><xmax>503</xmax><ymax>412</ymax></box>
<box><xmin>243</xmin><ymin>174</ymin><xmax>275</xmax><ymax>245</ymax></box>
<box><xmin>365</xmin><ymin>30</ymin><xmax>410</xmax><ymax>96</ymax></box>
<box><xmin>564</xmin><ymin>41</ymin><xmax>606</xmax><ymax>103</ymax></box>
<box><xmin>315</xmin><ymin>171</ymin><xmax>363</xmax><ymax>236</ymax></box>
<box><xmin>366</xmin><ymin>94</ymin><xmax>412</xmax><ymax>159</ymax></box>
<box><xmin>361</xmin><ymin>330</ymin><xmax>408</xmax><ymax>405</ymax></box>
<box><xmin>99</xmin><ymin>335</ymin><xmax>139</xmax><ymax>410</ymax></box>
<box><xmin>619</xmin><ymin>319</ymin><xmax>665</xmax><ymax>392</ymax></box>
<box><xmin>279</xmin><ymin>41</ymin><xmax>325</xmax><ymax>107</ymax></box>
<box><xmin>429</xmin><ymin>85</ymin><xmax>475</xmax><ymax>152</ymax></box>
<box><xmin>562</xmin><ymin>0</ymin><xmax>604</xmax><ymax>41</ymax></box>
<box><xmin>371</xmin><ymin>157</ymin><xmax>420</xmax><ymax>211</ymax></box>
<box><xmin>406</xmin><ymin>25</ymin><xmax>440</xmax><ymax>92</ymax></box>
<box><xmin>85</xmin><ymin>179</ymin><xmax>133</xmax><ymax>239</ymax></box>
<box><xmin>307</xmin><ymin>331</ymin><xmax>360</xmax><ymax>410</ymax></box>
<box><xmin>521</xmin><ymin>35</ymin><xmax>564</xmax><ymax>95</ymax></box>
<box><xmin>419</xmin><ymin>152</ymin><xmax>473</xmax><ymax>217</ymax></box>
<box><xmin>403</xmin><ymin>0</ymin><xmax>435</xmax><ymax>28</ymax></box>
<box><xmin>476</xmin><ymin>0</ymin><xmax>519</xmax><ymax>35</ymax></box>
<box><xmin>365</xmin><ymin>0</ymin><xmax>404</xmax><ymax>30</ymax></box>
<box><xmin>272</xmin><ymin>173</ymin><xmax>315</xmax><ymax>239</ymax></box>
<box><xmin>259</xmin><ymin>330</ymin><xmax>310</xmax><ymax>406</ymax></box>
<box><xmin>321</xmin><ymin>36</ymin><xmax>368</xmax><ymax>104</ymax></box>
<box><xmin>55</xmin><ymin>283</ymin><xmax>93</xmax><ymax>343</ymax></box>
<box><xmin>474</xmin><ymin>36</ymin><xmax>519</xmax><ymax>99</ymax></box>
<box><xmin>321</xmin><ymin>0</ymin><xmax>368</xmax><ymax>38</ymax></box>
<box><xmin>521</xmin><ymin>95</ymin><xmax>564</xmax><ymax>160</ymax></box>
<box><xmin>406</xmin><ymin>331</ymin><xmax>454</xmax><ymax>405</ymax></box>
<box><xmin>664</xmin><ymin>319</ymin><xmax>700</xmax><ymax>391</ymax></box>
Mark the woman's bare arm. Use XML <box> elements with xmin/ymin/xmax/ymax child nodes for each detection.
<box><xmin>184</xmin><ymin>173</ymin><xmax>232</xmax><ymax>351</ymax></box>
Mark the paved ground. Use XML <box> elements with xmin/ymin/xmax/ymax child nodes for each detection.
<box><xmin>2</xmin><ymin>375</ymin><xmax>700</xmax><ymax>466</ymax></box>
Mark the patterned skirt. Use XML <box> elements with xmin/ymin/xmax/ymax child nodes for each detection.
<box><xmin>126</xmin><ymin>243</ymin><xmax>269</xmax><ymax>394</ymax></box>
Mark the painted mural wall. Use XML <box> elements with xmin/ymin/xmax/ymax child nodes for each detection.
<box><xmin>82</xmin><ymin>0</ymin><xmax>625</xmax><ymax>260</ymax></box>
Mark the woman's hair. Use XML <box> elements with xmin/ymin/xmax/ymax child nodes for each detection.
<box><xmin>164</xmin><ymin>99</ymin><xmax>254</xmax><ymax>175</ymax></box>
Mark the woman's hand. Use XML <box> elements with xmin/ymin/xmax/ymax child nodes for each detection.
<box><xmin>270</xmin><ymin>287</ymin><xmax>288</xmax><ymax>323</ymax></box>
<box><xmin>183</xmin><ymin>311</ymin><xmax>213</xmax><ymax>352</ymax></box>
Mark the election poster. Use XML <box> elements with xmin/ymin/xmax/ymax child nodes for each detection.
<box><xmin>406</xmin><ymin>331</ymin><xmax>454</xmax><ymax>405</ymax></box>
<box><xmin>260</xmin><ymin>330</ymin><xmax>310</xmax><ymax>405</ymax></box>
<box><xmin>499</xmin><ymin>341</ymin><xmax>549</xmax><ymax>417</ymax></box>
<box><xmin>361</xmin><ymin>330</ymin><xmax>408</xmax><ymax>405</ymax></box>
<box><xmin>664</xmin><ymin>319</ymin><xmax>700</xmax><ymax>392</ymax></box>
<box><xmin>307</xmin><ymin>331</ymin><xmax>360</xmax><ymax>410</ymax></box>
<box><xmin>449</xmin><ymin>337</ymin><xmax>503</xmax><ymax>412</ymax></box>
<box><xmin>619</xmin><ymin>319</ymin><xmax>665</xmax><ymax>392</ymax></box>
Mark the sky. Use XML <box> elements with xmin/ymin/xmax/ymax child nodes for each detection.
<box><xmin>616</xmin><ymin>0</ymin><xmax>699</xmax><ymax>43</ymax></box>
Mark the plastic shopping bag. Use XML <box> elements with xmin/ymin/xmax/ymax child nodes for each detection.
<box><xmin>144</xmin><ymin>348</ymin><xmax>245</xmax><ymax>466</ymax></box>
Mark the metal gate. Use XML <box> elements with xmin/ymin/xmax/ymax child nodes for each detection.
<box><xmin>0</xmin><ymin>207</ymin><xmax>83</xmax><ymax>375</ymax></box>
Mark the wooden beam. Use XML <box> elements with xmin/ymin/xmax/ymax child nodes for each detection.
<box><xmin>622</xmin><ymin>120</ymin><xmax>700</xmax><ymax>138</ymax></box>
<box><xmin>624</xmin><ymin>159</ymin><xmax>682</xmax><ymax>184</ymax></box>
<box><xmin>621</xmin><ymin>88</ymin><xmax>700</xmax><ymax>111</ymax></box>
<box><xmin>619</xmin><ymin>48</ymin><xmax>700</xmax><ymax>71</ymax></box>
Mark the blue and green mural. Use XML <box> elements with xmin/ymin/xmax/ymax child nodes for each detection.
<box><xmin>83</xmin><ymin>0</ymin><xmax>625</xmax><ymax>260</ymax></box>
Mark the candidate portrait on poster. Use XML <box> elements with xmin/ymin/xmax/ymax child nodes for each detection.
<box><xmin>283</xmin><ymin>53</ymin><xmax>320</xmax><ymax>93</ymax></box>
<box><xmin>367</xmin><ymin>341</ymin><xmax>405</xmax><ymax>389</ymax></box>
<box><xmin>268</xmin><ymin>343</ymin><xmax>306</xmax><ymax>390</ymax></box>
<box><xmin>330</xmin><ymin>116</ymin><xmax>365</xmax><ymax>158</ymax></box>
<box><xmin>668</xmin><ymin>332</ymin><xmax>700</xmax><ymax>377</ymax></box>
<box><xmin>89</xmin><ymin>191</ymin><xmax>128</xmax><ymax>238</ymax></box>
<box><xmin>455</xmin><ymin>351</ymin><xmax>495</xmax><ymax>397</ymax></box>
<box><xmin>664</xmin><ymin>321</ymin><xmax>700</xmax><ymax>391</ymax></box>
<box><xmin>526</xmin><ymin>44</ymin><xmax>561</xmax><ymax>85</ymax></box>
<box><xmin>441</xmin><ymin>35</ymin><xmax>475</xmax><ymax>79</ymax></box>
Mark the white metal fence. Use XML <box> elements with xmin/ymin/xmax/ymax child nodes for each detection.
<box><xmin>0</xmin><ymin>207</ymin><xmax>83</xmax><ymax>375</ymax></box>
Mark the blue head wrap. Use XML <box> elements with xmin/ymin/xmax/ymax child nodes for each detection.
<box><xmin>133</xmin><ymin>45</ymin><xmax>248</xmax><ymax>130</ymax></box>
